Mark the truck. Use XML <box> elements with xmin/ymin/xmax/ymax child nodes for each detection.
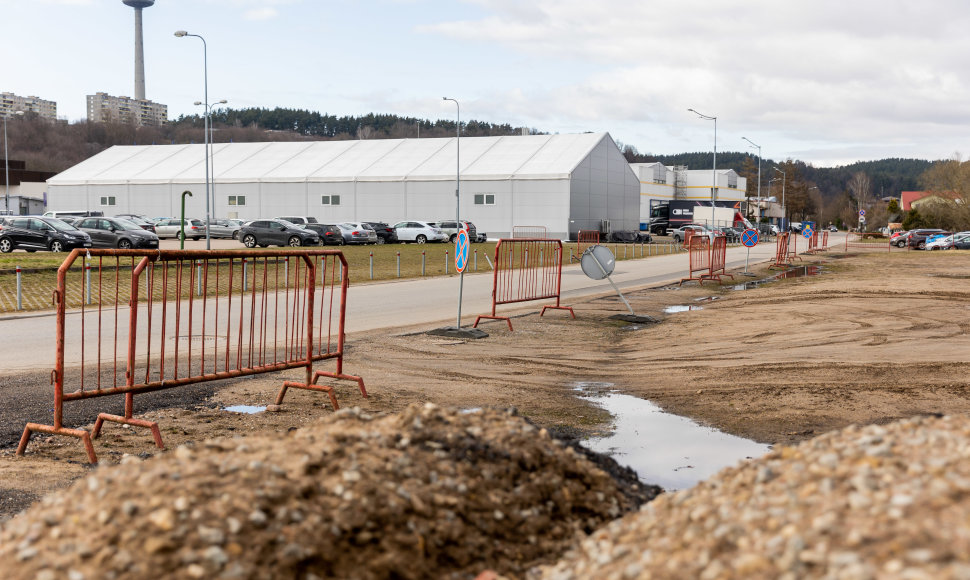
<box><xmin>645</xmin><ymin>200</ymin><xmax>751</xmax><ymax>235</ymax></box>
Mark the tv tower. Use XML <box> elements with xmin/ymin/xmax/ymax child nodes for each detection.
<box><xmin>122</xmin><ymin>0</ymin><xmax>155</xmax><ymax>100</ymax></box>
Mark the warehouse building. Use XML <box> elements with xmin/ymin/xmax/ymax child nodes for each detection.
<box><xmin>46</xmin><ymin>132</ymin><xmax>640</xmax><ymax>240</ymax></box>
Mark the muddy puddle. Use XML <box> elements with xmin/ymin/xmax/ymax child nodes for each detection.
<box><xmin>575</xmin><ymin>383</ymin><xmax>771</xmax><ymax>490</ymax></box>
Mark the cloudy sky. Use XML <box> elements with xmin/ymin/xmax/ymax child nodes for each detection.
<box><xmin>4</xmin><ymin>0</ymin><xmax>969</xmax><ymax>167</ymax></box>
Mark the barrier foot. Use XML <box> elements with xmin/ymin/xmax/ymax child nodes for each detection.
<box><xmin>17</xmin><ymin>423</ymin><xmax>98</xmax><ymax>464</ymax></box>
<box><xmin>679</xmin><ymin>277</ymin><xmax>706</xmax><ymax>286</ymax></box>
<box><xmin>93</xmin><ymin>413</ymin><xmax>165</xmax><ymax>450</ymax></box>
<box><xmin>309</xmin><ymin>370</ymin><xmax>367</xmax><ymax>398</ymax></box>
<box><xmin>276</xmin><ymin>380</ymin><xmax>339</xmax><ymax>411</ymax></box>
<box><xmin>473</xmin><ymin>315</ymin><xmax>513</xmax><ymax>331</ymax></box>
<box><xmin>540</xmin><ymin>305</ymin><xmax>576</xmax><ymax>319</ymax></box>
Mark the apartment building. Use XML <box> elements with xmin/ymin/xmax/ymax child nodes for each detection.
<box><xmin>0</xmin><ymin>92</ymin><xmax>57</xmax><ymax>121</ymax></box>
<box><xmin>86</xmin><ymin>92</ymin><xmax>168</xmax><ymax>127</ymax></box>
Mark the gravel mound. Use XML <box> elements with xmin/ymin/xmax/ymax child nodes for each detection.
<box><xmin>0</xmin><ymin>404</ymin><xmax>657</xmax><ymax>580</ymax></box>
<box><xmin>534</xmin><ymin>413</ymin><xmax>970</xmax><ymax>580</ymax></box>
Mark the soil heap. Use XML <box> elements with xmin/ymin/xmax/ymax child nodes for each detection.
<box><xmin>0</xmin><ymin>404</ymin><xmax>657</xmax><ymax>580</ymax></box>
<box><xmin>534</xmin><ymin>413</ymin><xmax>970</xmax><ymax>579</ymax></box>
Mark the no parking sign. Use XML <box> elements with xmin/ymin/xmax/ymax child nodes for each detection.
<box><xmin>741</xmin><ymin>228</ymin><xmax>759</xmax><ymax>247</ymax></box>
<box><xmin>455</xmin><ymin>228</ymin><xmax>470</xmax><ymax>273</ymax></box>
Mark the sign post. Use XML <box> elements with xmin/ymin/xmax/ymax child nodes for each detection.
<box><xmin>741</xmin><ymin>228</ymin><xmax>758</xmax><ymax>276</ymax></box>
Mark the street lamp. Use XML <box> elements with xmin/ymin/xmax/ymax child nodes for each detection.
<box><xmin>688</xmin><ymin>108</ymin><xmax>717</xmax><ymax>227</ymax></box>
<box><xmin>3</xmin><ymin>110</ymin><xmax>24</xmax><ymax>215</ymax></box>
<box><xmin>773</xmin><ymin>167</ymin><xmax>786</xmax><ymax>232</ymax></box>
<box><xmin>175</xmin><ymin>29</ymin><xmax>212</xmax><ymax>249</ymax></box>
<box><xmin>195</xmin><ymin>99</ymin><xmax>227</xmax><ymax>222</ymax></box>
<box><xmin>742</xmin><ymin>137</ymin><xmax>761</xmax><ymax>223</ymax></box>
<box><xmin>442</xmin><ymin>97</ymin><xmax>463</xmax><ymax>329</ymax></box>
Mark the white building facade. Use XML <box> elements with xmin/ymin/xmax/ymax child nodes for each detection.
<box><xmin>630</xmin><ymin>161</ymin><xmax>748</xmax><ymax>228</ymax></box>
<box><xmin>46</xmin><ymin>133</ymin><xmax>640</xmax><ymax>240</ymax></box>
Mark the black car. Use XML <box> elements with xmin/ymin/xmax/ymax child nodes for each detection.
<box><xmin>238</xmin><ymin>219</ymin><xmax>320</xmax><ymax>248</ymax></box>
<box><xmin>115</xmin><ymin>214</ymin><xmax>156</xmax><ymax>232</ymax></box>
<box><xmin>74</xmin><ymin>216</ymin><xmax>160</xmax><ymax>249</ymax></box>
<box><xmin>314</xmin><ymin>224</ymin><xmax>345</xmax><ymax>245</ymax></box>
<box><xmin>718</xmin><ymin>226</ymin><xmax>742</xmax><ymax>243</ymax></box>
<box><xmin>906</xmin><ymin>228</ymin><xmax>949</xmax><ymax>250</ymax></box>
<box><xmin>362</xmin><ymin>221</ymin><xmax>398</xmax><ymax>244</ymax></box>
<box><xmin>0</xmin><ymin>216</ymin><xmax>93</xmax><ymax>253</ymax></box>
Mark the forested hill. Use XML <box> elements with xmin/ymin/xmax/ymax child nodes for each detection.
<box><xmin>630</xmin><ymin>151</ymin><xmax>934</xmax><ymax>200</ymax></box>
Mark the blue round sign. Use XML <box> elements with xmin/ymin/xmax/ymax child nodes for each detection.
<box><xmin>741</xmin><ymin>228</ymin><xmax>759</xmax><ymax>248</ymax></box>
<box><xmin>802</xmin><ymin>224</ymin><xmax>815</xmax><ymax>239</ymax></box>
<box><xmin>455</xmin><ymin>229</ymin><xmax>470</xmax><ymax>273</ymax></box>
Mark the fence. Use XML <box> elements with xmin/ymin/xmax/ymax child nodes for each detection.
<box><xmin>787</xmin><ymin>232</ymin><xmax>803</xmax><ymax>262</ymax></box>
<box><xmin>512</xmin><ymin>225</ymin><xmax>549</xmax><ymax>239</ymax></box>
<box><xmin>576</xmin><ymin>230</ymin><xmax>600</xmax><ymax>258</ymax></box>
<box><xmin>474</xmin><ymin>239</ymin><xmax>574</xmax><ymax>331</ymax></box>
<box><xmin>769</xmin><ymin>233</ymin><xmax>792</xmax><ymax>269</ymax></box>
<box><xmin>17</xmin><ymin>248</ymin><xmax>366</xmax><ymax>463</ymax></box>
<box><xmin>844</xmin><ymin>232</ymin><xmax>893</xmax><ymax>252</ymax></box>
<box><xmin>707</xmin><ymin>236</ymin><xmax>734</xmax><ymax>283</ymax></box>
<box><xmin>679</xmin><ymin>236</ymin><xmax>711</xmax><ymax>285</ymax></box>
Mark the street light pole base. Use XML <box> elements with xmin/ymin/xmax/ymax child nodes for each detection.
<box><xmin>427</xmin><ymin>326</ymin><xmax>488</xmax><ymax>340</ymax></box>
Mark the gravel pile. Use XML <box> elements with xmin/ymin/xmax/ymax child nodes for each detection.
<box><xmin>0</xmin><ymin>404</ymin><xmax>656</xmax><ymax>580</ymax></box>
<box><xmin>534</xmin><ymin>413</ymin><xmax>970</xmax><ymax>580</ymax></box>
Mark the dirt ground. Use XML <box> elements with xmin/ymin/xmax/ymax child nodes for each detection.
<box><xmin>3</xmin><ymin>246</ymin><xmax>970</xmax><ymax>527</ymax></box>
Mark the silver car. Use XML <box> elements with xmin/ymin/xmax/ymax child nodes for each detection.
<box><xmin>392</xmin><ymin>221</ymin><xmax>447</xmax><ymax>244</ymax></box>
<box><xmin>154</xmin><ymin>218</ymin><xmax>207</xmax><ymax>240</ymax></box>
<box><xmin>337</xmin><ymin>222</ymin><xmax>379</xmax><ymax>245</ymax></box>
<box><xmin>207</xmin><ymin>219</ymin><xmax>241</xmax><ymax>240</ymax></box>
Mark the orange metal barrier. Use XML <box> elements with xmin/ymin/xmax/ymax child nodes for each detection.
<box><xmin>844</xmin><ymin>232</ymin><xmax>893</xmax><ymax>252</ymax></box>
<box><xmin>512</xmin><ymin>225</ymin><xmax>549</xmax><ymax>239</ymax></box>
<box><xmin>769</xmin><ymin>233</ymin><xmax>792</xmax><ymax>269</ymax></box>
<box><xmin>820</xmin><ymin>230</ymin><xmax>829</xmax><ymax>251</ymax></box>
<box><xmin>474</xmin><ymin>239</ymin><xmax>574</xmax><ymax>331</ymax></box>
<box><xmin>679</xmin><ymin>235</ymin><xmax>712</xmax><ymax>285</ymax></box>
<box><xmin>576</xmin><ymin>230</ymin><xmax>600</xmax><ymax>257</ymax></box>
<box><xmin>707</xmin><ymin>236</ymin><xmax>734</xmax><ymax>283</ymax></box>
<box><xmin>787</xmin><ymin>231</ymin><xmax>803</xmax><ymax>262</ymax></box>
<box><xmin>683</xmin><ymin>229</ymin><xmax>696</xmax><ymax>250</ymax></box>
<box><xmin>17</xmin><ymin>248</ymin><xmax>365</xmax><ymax>463</ymax></box>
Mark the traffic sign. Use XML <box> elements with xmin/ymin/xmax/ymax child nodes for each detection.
<box><xmin>455</xmin><ymin>229</ymin><xmax>470</xmax><ymax>273</ymax></box>
<box><xmin>802</xmin><ymin>224</ymin><xmax>815</xmax><ymax>238</ymax></box>
<box><xmin>859</xmin><ymin>209</ymin><xmax>866</xmax><ymax>216</ymax></box>
<box><xmin>741</xmin><ymin>228</ymin><xmax>759</xmax><ymax>248</ymax></box>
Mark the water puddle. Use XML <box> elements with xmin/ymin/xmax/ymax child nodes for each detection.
<box><xmin>664</xmin><ymin>304</ymin><xmax>703</xmax><ymax>313</ymax></box>
<box><xmin>732</xmin><ymin>265</ymin><xmax>823</xmax><ymax>290</ymax></box>
<box><xmin>694</xmin><ymin>296</ymin><xmax>720</xmax><ymax>302</ymax></box>
<box><xmin>224</xmin><ymin>405</ymin><xmax>266</xmax><ymax>414</ymax></box>
<box><xmin>575</xmin><ymin>383</ymin><xmax>771</xmax><ymax>491</ymax></box>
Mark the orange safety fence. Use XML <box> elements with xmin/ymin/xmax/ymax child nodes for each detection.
<box><xmin>706</xmin><ymin>235</ymin><xmax>734</xmax><ymax>283</ymax></box>
<box><xmin>512</xmin><ymin>225</ymin><xmax>549</xmax><ymax>239</ymax></box>
<box><xmin>769</xmin><ymin>233</ymin><xmax>792</xmax><ymax>269</ymax></box>
<box><xmin>576</xmin><ymin>230</ymin><xmax>601</xmax><ymax>258</ymax></box>
<box><xmin>474</xmin><ymin>238</ymin><xmax>574</xmax><ymax>331</ymax></box>
<box><xmin>844</xmin><ymin>232</ymin><xmax>894</xmax><ymax>252</ymax></box>
<box><xmin>17</xmin><ymin>248</ymin><xmax>365</xmax><ymax>463</ymax></box>
<box><xmin>787</xmin><ymin>231</ymin><xmax>803</xmax><ymax>262</ymax></box>
<box><xmin>679</xmin><ymin>235</ymin><xmax>712</xmax><ymax>285</ymax></box>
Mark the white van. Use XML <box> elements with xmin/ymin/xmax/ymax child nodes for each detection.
<box><xmin>43</xmin><ymin>210</ymin><xmax>104</xmax><ymax>219</ymax></box>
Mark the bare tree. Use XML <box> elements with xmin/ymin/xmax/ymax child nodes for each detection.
<box><xmin>847</xmin><ymin>171</ymin><xmax>873</xmax><ymax>230</ymax></box>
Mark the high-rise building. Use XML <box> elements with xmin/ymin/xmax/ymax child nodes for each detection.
<box><xmin>87</xmin><ymin>93</ymin><xmax>168</xmax><ymax>126</ymax></box>
<box><xmin>0</xmin><ymin>93</ymin><xmax>57</xmax><ymax>121</ymax></box>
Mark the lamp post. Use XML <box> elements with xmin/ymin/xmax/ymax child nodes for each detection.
<box><xmin>174</xmin><ymin>29</ymin><xmax>211</xmax><ymax>249</ymax></box>
<box><xmin>3</xmin><ymin>110</ymin><xmax>24</xmax><ymax>215</ymax></box>
<box><xmin>773</xmin><ymin>167</ymin><xmax>786</xmax><ymax>232</ymax></box>
<box><xmin>742</xmin><ymin>137</ymin><xmax>761</xmax><ymax>224</ymax></box>
<box><xmin>195</xmin><ymin>99</ymin><xmax>226</xmax><ymax>224</ymax></box>
<box><xmin>688</xmin><ymin>108</ymin><xmax>717</xmax><ymax>227</ymax></box>
<box><xmin>442</xmin><ymin>97</ymin><xmax>463</xmax><ymax>329</ymax></box>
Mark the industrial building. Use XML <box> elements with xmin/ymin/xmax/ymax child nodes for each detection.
<box><xmin>46</xmin><ymin>132</ymin><xmax>640</xmax><ymax>239</ymax></box>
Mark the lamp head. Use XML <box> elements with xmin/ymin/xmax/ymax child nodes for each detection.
<box><xmin>216</xmin><ymin>99</ymin><xmax>228</xmax><ymax>105</ymax></box>
<box><xmin>193</xmin><ymin>101</ymin><xmax>202</xmax><ymax>106</ymax></box>
<box><xmin>174</xmin><ymin>30</ymin><xmax>188</xmax><ymax>37</ymax></box>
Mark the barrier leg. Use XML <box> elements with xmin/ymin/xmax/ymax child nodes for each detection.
<box><xmin>18</xmin><ymin>423</ymin><xmax>98</xmax><ymax>464</ymax></box>
<box><xmin>276</xmin><ymin>380</ymin><xmax>339</xmax><ymax>411</ymax></box>
<box><xmin>92</xmin><ymin>393</ymin><xmax>164</xmax><ymax>450</ymax></box>
<box><xmin>473</xmin><ymin>314</ymin><xmax>513</xmax><ymax>331</ymax></box>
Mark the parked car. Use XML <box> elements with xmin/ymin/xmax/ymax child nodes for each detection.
<box><xmin>336</xmin><ymin>222</ymin><xmax>379</xmax><ymax>245</ymax></box>
<box><xmin>207</xmin><ymin>219</ymin><xmax>241</xmax><ymax>240</ymax></box>
<box><xmin>42</xmin><ymin>210</ymin><xmax>104</xmax><ymax>220</ymax></box>
<box><xmin>435</xmin><ymin>220</ymin><xmax>478</xmax><ymax>243</ymax></box>
<box><xmin>907</xmin><ymin>228</ymin><xmax>949</xmax><ymax>250</ymax></box>
<box><xmin>238</xmin><ymin>219</ymin><xmax>320</xmax><ymax>247</ymax></box>
<box><xmin>0</xmin><ymin>216</ymin><xmax>93</xmax><ymax>253</ymax></box>
<box><xmin>717</xmin><ymin>226</ymin><xmax>742</xmax><ymax>243</ymax></box>
<box><xmin>316</xmin><ymin>224</ymin><xmax>345</xmax><ymax>245</ymax></box>
<box><xmin>392</xmin><ymin>221</ymin><xmax>447</xmax><ymax>244</ymax></box>
<box><xmin>361</xmin><ymin>221</ymin><xmax>398</xmax><ymax>244</ymax></box>
<box><xmin>926</xmin><ymin>234</ymin><xmax>955</xmax><ymax>251</ymax></box>
<box><xmin>275</xmin><ymin>216</ymin><xmax>319</xmax><ymax>227</ymax></box>
<box><xmin>670</xmin><ymin>224</ymin><xmax>712</xmax><ymax>244</ymax></box>
<box><xmin>949</xmin><ymin>232</ymin><xmax>970</xmax><ymax>250</ymax></box>
<box><xmin>828</xmin><ymin>225</ymin><xmax>839</xmax><ymax>232</ymax></box>
<box><xmin>74</xmin><ymin>216</ymin><xmax>160</xmax><ymax>249</ymax></box>
<box><xmin>115</xmin><ymin>215</ymin><xmax>156</xmax><ymax>232</ymax></box>
<box><xmin>153</xmin><ymin>218</ymin><xmax>207</xmax><ymax>240</ymax></box>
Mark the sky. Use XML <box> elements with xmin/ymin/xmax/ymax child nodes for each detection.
<box><xmin>4</xmin><ymin>0</ymin><xmax>970</xmax><ymax>167</ymax></box>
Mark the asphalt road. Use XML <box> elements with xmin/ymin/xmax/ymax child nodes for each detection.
<box><xmin>0</xmin><ymin>233</ymin><xmax>835</xmax><ymax>448</ymax></box>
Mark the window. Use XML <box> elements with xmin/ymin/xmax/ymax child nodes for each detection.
<box><xmin>474</xmin><ymin>194</ymin><xmax>495</xmax><ymax>205</ymax></box>
<box><xmin>100</xmin><ymin>196</ymin><xmax>116</xmax><ymax>206</ymax></box>
<box><xmin>321</xmin><ymin>195</ymin><xmax>341</xmax><ymax>206</ymax></box>
<box><xmin>228</xmin><ymin>195</ymin><xmax>246</xmax><ymax>206</ymax></box>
